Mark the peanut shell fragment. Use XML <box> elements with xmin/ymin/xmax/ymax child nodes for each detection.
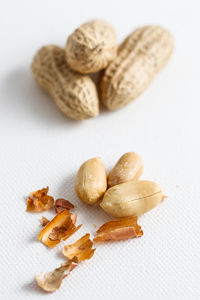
<box><xmin>41</xmin><ymin>217</ymin><xmax>50</xmax><ymax>227</ymax></box>
<box><xmin>55</xmin><ymin>198</ymin><xmax>74</xmax><ymax>213</ymax></box>
<box><xmin>63</xmin><ymin>234</ymin><xmax>96</xmax><ymax>262</ymax></box>
<box><xmin>26</xmin><ymin>187</ymin><xmax>54</xmax><ymax>212</ymax></box>
<box><xmin>100</xmin><ymin>180</ymin><xmax>163</xmax><ymax>217</ymax></box>
<box><xmin>35</xmin><ymin>259</ymin><xmax>78</xmax><ymax>292</ymax></box>
<box><xmin>93</xmin><ymin>216</ymin><xmax>143</xmax><ymax>242</ymax></box>
<box><xmin>38</xmin><ymin>210</ymin><xmax>82</xmax><ymax>248</ymax></box>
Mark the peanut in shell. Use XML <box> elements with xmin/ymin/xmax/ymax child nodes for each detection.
<box><xmin>100</xmin><ymin>25</ymin><xmax>174</xmax><ymax>110</ymax></box>
<box><xmin>32</xmin><ymin>45</ymin><xmax>99</xmax><ymax>120</ymax></box>
<box><xmin>65</xmin><ymin>19</ymin><xmax>117</xmax><ymax>74</ymax></box>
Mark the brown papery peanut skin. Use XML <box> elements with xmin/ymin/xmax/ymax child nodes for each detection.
<box><xmin>100</xmin><ymin>180</ymin><xmax>163</xmax><ymax>218</ymax></box>
<box><xmin>108</xmin><ymin>152</ymin><xmax>143</xmax><ymax>187</ymax></box>
<box><xmin>32</xmin><ymin>45</ymin><xmax>99</xmax><ymax>120</ymax></box>
<box><xmin>100</xmin><ymin>25</ymin><xmax>174</xmax><ymax>110</ymax></box>
<box><xmin>65</xmin><ymin>20</ymin><xmax>117</xmax><ymax>74</ymax></box>
<box><xmin>75</xmin><ymin>157</ymin><xmax>107</xmax><ymax>205</ymax></box>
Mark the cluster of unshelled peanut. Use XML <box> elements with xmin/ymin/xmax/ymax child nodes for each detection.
<box><xmin>32</xmin><ymin>20</ymin><xmax>174</xmax><ymax>120</ymax></box>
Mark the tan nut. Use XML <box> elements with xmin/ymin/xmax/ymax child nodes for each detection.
<box><xmin>32</xmin><ymin>45</ymin><xmax>99</xmax><ymax>120</ymax></box>
<box><xmin>65</xmin><ymin>20</ymin><xmax>117</xmax><ymax>74</ymax></box>
<box><xmin>75</xmin><ymin>157</ymin><xmax>107</xmax><ymax>205</ymax></box>
<box><xmin>100</xmin><ymin>25</ymin><xmax>174</xmax><ymax>110</ymax></box>
<box><xmin>100</xmin><ymin>180</ymin><xmax>163</xmax><ymax>217</ymax></box>
<box><xmin>108</xmin><ymin>152</ymin><xmax>143</xmax><ymax>187</ymax></box>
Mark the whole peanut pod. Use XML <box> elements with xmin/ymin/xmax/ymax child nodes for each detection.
<box><xmin>32</xmin><ymin>45</ymin><xmax>99</xmax><ymax>120</ymax></box>
<box><xmin>108</xmin><ymin>152</ymin><xmax>143</xmax><ymax>187</ymax></box>
<box><xmin>100</xmin><ymin>25</ymin><xmax>174</xmax><ymax>110</ymax></box>
<box><xmin>65</xmin><ymin>20</ymin><xmax>118</xmax><ymax>74</ymax></box>
<box><xmin>100</xmin><ymin>180</ymin><xmax>163</xmax><ymax>217</ymax></box>
<box><xmin>75</xmin><ymin>157</ymin><xmax>107</xmax><ymax>205</ymax></box>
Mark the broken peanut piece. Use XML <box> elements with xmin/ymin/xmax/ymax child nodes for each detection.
<box><xmin>35</xmin><ymin>258</ymin><xmax>78</xmax><ymax>292</ymax></box>
<box><xmin>41</xmin><ymin>217</ymin><xmax>50</xmax><ymax>227</ymax></box>
<box><xmin>93</xmin><ymin>216</ymin><xmax>143</xmax><ymax>243</ymax></box>
<box><xmin>38</xmin><ymin>210</ymin><xmax>82</xmax><ymax>248</ymax></box>
<box><xmin>63</xmin><ymin>234</ymin><xmax>96</xmax><ymax>262</ymax></box>
<box><xmin>26</xmin><ymin>187</ymin><xmax>54</xmax><ymax>212</ymax></box>
<box><xmin>55</xmin><ymin>198</ymin><xmax>74</xmax><ymax>213</ymax></box>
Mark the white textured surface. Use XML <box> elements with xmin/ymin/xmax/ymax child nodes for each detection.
<box><xmin>0</xmin><ymin>0</ymin><xmax>200</xmax><ymax>299</ymax></box>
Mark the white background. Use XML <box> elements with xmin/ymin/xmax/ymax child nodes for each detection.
<box><xmin>0</xmin><ymin>1</ymin><xmax>200</xmax><ymax>299</ymax></box>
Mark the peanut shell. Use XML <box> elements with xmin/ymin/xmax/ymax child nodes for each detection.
<box><xmin>100</xmin><ymin>25</ymin><xmax>174</xmax><ymax>110</ymax></box>
<box><xmin>32</xmin><ymin>45</ymin><xmax>99</xmax><ymax>120</ymax></box>
<box><xmin>65</xmin><ymin>20</ymin><xmax>117</xmax><ymax>74</ymax></box>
